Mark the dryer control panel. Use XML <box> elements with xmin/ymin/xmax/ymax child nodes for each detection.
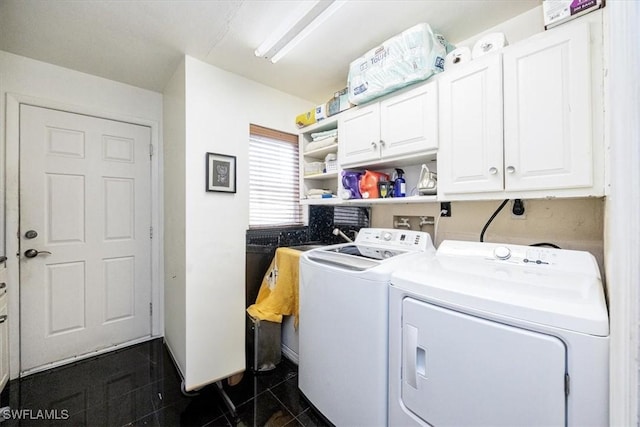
<box><xmin>355</xmin><ymin>228</ymin><xmax>434</xmax><ymax>252</ymax></box>
<box><xmin>436</xmin><ymin>240</ymin><xmax>600</xmax><ymax>276</ymax></box>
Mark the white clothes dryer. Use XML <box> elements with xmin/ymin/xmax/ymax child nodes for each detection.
<box><xmin>299</xmin><ymin>228</ymin><xmax>435</xmax><ymax>427</ymax></box>
<box><xmin>388</xmin><ymin>240</ymin><xmax>609</xmax><ymax>427</ymax></box>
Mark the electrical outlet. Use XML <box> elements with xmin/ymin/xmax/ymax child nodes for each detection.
<box><xmin>511</xmin><ymin>199</ymin><xmax>526</xmax><ymax>219</ymax></box>
<box><xmin>440</xmin><ymin>202</ymin><xmax>451</xmax><ymax>217</ymax></box>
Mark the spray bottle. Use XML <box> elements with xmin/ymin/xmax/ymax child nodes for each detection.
<box><xmin>393</xmin><ymin>168</ymin><xmax>406</xmax><ymax>198</ymax></box>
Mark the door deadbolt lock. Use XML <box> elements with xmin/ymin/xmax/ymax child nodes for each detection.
<box><xmin>25</xmin><ymin>230</ymin><xmax>38</xmax><ymax>239</ymax></box>
<box><xmin>24</xmin><ymin>249</ymin><xmax>52</xmax><ymax>258</ymax></box>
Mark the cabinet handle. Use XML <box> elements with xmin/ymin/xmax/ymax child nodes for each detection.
<box><xmin>488</xmin><ymin>167</ymin><xmax>498</xmax><ymax>175</ymax></box>
<box><xmin>0</xmin><ymin>315</ymin><xmax>7</xmax><ymax>324</ymax></box>
<box><xmin>506</xmin><ymin>166</ymin><xmax>516</xmax><ymax>174</ymax></box>
<box><xmin>371</xmin><ymin>141</ymin><xmax>377</xmax><ymax>150</ymax></box>
<box><xmin>379</xmin><ymin>140</ymin><xmax>385</xmax><ymax>147</ymax></box>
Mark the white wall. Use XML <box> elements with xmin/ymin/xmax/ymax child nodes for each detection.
<box><xmin>373</xmin><ymin>198</ymin><xmax>604</xmax><ymax>266</ymax></box>
<box><xmin>163</xmin><ymin>59</ymin><xmax>187</xmax><ymax>376</ymax></box>
<box><xmin>0</xmin><ymin>50</ymin><xmax>164</xmax><ymax>378</ymax></box>
<box><xmin>168</xmin><ymin>56</ymin><xmax>313</xmax><ymax>389</ymax></box>
<box><xmin>604</xmin><ymin>1</ymin><xmax>640</xmax><ymax>426</ymax></box>
<box><xmin>452</xmin><ymin>5</ymin><xmax>544</xmax><ymax>47</ymax></box>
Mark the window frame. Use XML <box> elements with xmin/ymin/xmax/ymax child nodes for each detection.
<box><xmin>248</xmin><ymin>124</ymin><xmax>302</xmax><ymax>228</ymax></box>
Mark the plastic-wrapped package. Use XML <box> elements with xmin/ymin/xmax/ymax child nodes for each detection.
<box><xmin>348</xmin><ymin>23</ymin><xmax>452</xmax><ymax>105</ymax></box>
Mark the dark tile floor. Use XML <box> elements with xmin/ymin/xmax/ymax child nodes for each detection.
<box><xmin>2</xmin><ymin>338</ymin><xmax>332</xmax><ymax>427</ymax></box>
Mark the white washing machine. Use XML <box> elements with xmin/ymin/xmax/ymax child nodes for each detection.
<box><xmin>299</xmin><ymin>228</ymin><xmax>435</xmax><ymax>427</ymax></box>
<box><xmin>389</xmin><ymin>240</ymin><xmax>609</xmax><ymax>427</ymax></box>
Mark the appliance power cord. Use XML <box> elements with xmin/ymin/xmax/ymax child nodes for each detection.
<box><xmin>480</xmin><ymin>199</ymin><xmax>510</xmax><ymax>242</ymax></box>
<box><xmin>434</xmin><ymin>209</ymin><xmax>448</xmax><ymax>246</ymax></box>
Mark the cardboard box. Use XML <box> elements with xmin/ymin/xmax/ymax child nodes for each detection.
<box><xmin>295</xmin><ymin>109</ymin><xmax>316</xmax><ymax>128</ymax></box>
<box><xmin>327</xmin><ymin>88</ymin><xmax>354</xmax><ymax>117</ymax></box>
<box><xmin>315</xmin><ymin>104</ymin><xmax>327</xmax><ymax>122</ymax></box>
<box><xmin>543</xmin><ymin>0</ymin><xmax>604</xmax><ymax>29</ymax></box>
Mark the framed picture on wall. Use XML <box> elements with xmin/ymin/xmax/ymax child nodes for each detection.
<box><xmin>206</xmin><ymin>152</ymin><xmax>236</xmax><ymax>193</ymax></box>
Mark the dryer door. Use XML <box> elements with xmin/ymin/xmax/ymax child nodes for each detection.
<box><xmin>401</xmin><ymin>298</ymin><xmax>566</xmax><ymax>427</ymax></box>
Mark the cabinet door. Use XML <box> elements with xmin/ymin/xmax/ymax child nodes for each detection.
<box><xmin>338</xmin><ymin>103</ymin><xmax>380</xmax><ymax>166</ymax></box>
<box><xmin>503</xmin><ymin>23</ymin><xmax>592</xmax><ymax>191</ymax></box>
<box><xmin>438</xmin><ymin>54</ymin><xmax>504</xmax><ymax>195</ymax></box>
<box><xmin>380</xmin><ymin>82</ymin><xmax>438</xmax><ymax>159</ymax></box>
<box><xmin>0</xmin><ymin>292</ymin><xmax>7</xmax><ymax>392</ymax></box>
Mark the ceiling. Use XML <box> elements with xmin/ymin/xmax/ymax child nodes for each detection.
<box><xmin>0</xmin><ymin>0</ymin><xmax>541</xmax><ymax>104</ymax></box>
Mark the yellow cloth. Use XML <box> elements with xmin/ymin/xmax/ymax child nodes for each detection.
<box><xmin>247</xmin><ymin>247</ymin><xmax>302</xmax><ymax>327</ymax></box>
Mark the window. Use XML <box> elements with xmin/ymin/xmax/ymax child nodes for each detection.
<box><xmin>249</xmin><ymin>124</ymin><xmax>302</xmax><ymax>227</ymax></box>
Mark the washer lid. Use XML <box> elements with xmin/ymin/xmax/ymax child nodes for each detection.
<box><xmin>303</xmin><ymin>228</ymin><xmax>436</xmax><ymax>271</ymax></box>
<box><xmin>391</xmin><ymin>240</ymin><xmax>609</xmax><ymax>336</ymax></box>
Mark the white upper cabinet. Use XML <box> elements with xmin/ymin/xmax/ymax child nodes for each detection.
<box><xmin>379</xmin><ymin>83</ymin><xmax>439</xmax><ymax>159</ymax></box>
<box><xmin>339</xmin><ymin>82</ymin><xmax>438</xmax><ymax>168</ymax></box>
<box><xmin>339</xmin><ymin>103</ymin><xmax>380</xmax><ymax>166</ymax></box>
<box><xmin>439</xmin><ymin>20</ymin><xmax>601</xmax><ymax>200</ymax></box>
<box><xmin>503</xmin><ymin>23</ymin><xmax>592</xmax><ymax>192</ymax></box>
<box><xmin>438</xmin><ymin>54</ymin><xmax>504</xmax><ymax>194</ymax></box>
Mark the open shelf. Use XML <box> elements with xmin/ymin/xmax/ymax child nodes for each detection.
<box><xmin>300</xmin><ymin>194</ymin><xmax>438</xmax><ymax>206</ymax></box>
<box><xmin>302</xmin><ymin>143</ymin><xmax>338</xmax><ymax>160</ymax></box>
<box><xmin>300</xmin><ymin>197</ymin><xmax>342</xmax><ymax>205</ymax></box>
<box><xmin>303</xmin><ymin>171</ymin><xmax>339</xmax><ymax>180</ymax></box>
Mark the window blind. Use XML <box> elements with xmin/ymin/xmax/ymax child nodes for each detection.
<box><xmin>249</xmin><ymin>125</ymin><xmax>302</xmax><ymax>227</ymax></box>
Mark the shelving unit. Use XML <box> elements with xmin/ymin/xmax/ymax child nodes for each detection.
<box><xmin>299</xmin><ymin>117</ymin><xmax>341</xmax><ymax>202</ymax></box>
<box><xmin>294</xmin><ymin>11</ymin><xmax>604</xmax><ymax>207</ymax></box>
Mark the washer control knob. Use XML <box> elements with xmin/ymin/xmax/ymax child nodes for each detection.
<box><xmin>382</xmin><ymin>232</ymin><xmax>393</xmax><ymax>241</ymax></box>
<box><xmin>494</xmin><ymin>246</ymin><xmax>511</xmax><ymax>260</ymax></box>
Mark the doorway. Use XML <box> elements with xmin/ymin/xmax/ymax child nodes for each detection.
<box><xmin>18</xmin><ymin>105</ymin><xmax>153</xmax><ymax>375</ymax></box>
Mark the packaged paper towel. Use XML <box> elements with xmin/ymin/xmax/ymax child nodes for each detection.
<box><xmin>348</xmin><ymin>23</ymin><xmax>452</xmax><ymax>105</ymax></box>
<box><xmin>472</xmin><ymin>33</ymin><xmax>508</xmax><ymax>59</ymax></box>
<box><xmin>445</xmin><ymin>46</ymin><xmax>472</xmax><ymax>70</ymax></box>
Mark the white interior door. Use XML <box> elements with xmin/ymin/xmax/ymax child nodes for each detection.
<box><xmin>19</xmin><ymin>105</ymin><xmax>152</xmax><ymax>374</ymax></box>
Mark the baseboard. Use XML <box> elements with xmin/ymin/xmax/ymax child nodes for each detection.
<box><xmin>281</xmin><ymin>344</ymin><xmax>299</xmax><ymax>365</ymax></box>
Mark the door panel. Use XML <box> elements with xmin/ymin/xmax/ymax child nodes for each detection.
<box><xmin>401</xmin><ymin>298</ymin><xmax>566</xmax><ymax>427</ymax></box>
<box><xmin>438</xmin><ymin>54</ymin><xmax>504</xmax><ymax>194</ymax></box>
<box><xmin>47</xmin><ymin>261</ymin><xmax>86</xmax><ymax>335</ymax></box>
<box><xmin>338</xmin><ymin>103</ymin><xmax>381</xmax><ymax>166</ymax></box>
<box><xmin>503</xmin><ymin>23</ymin><xmax>592</xmax><ymax>191</ymax></box>
<box><xmin>380</xmin><ymin>82</ymin><xmax>438</xmax><ymax>159</ymax></box>
<box><xmin>0</xmin><ymin>271</ymin><xmax>9</xmax><ymax>391</ymax></box>
<box><xmin>20</xmin><ymin>105</ymin><xmax>152</xmax><ymax>374</ymax></box>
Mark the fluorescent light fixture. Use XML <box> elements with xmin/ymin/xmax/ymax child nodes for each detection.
<box><xmin>255</xmin><ymin>0</ymin><xmax>345</xmax><ymax>64</ymax></box>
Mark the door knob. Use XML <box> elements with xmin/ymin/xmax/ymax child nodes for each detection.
<box><xmin>371</xmin><ymin>141</ymin><xmax>377</xmax><ymax>150</ymax></box>
<box><xmin>488</xmin><ymin>167</ymin><xmax>498</xmax><ymax>175</ymax></box>
<box><xmin>24</xmin><ymin>249</ymin><xmax>52</xmax><ymax>258</ymax></box>
<box><xmin>506</xmin><ymin>166</ymin><xmax>516</xmax><ymax>174</ymax></box>
<box><xmin>379</xmin><ymin>139</ymin><xmax>385</xmax><ymax>147</ymax></box>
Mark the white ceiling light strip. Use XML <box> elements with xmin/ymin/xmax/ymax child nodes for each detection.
<box><xmin>255</xmin><ymin>0</ymin><xmax>345</xmax><ymax>64</ymax></box>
